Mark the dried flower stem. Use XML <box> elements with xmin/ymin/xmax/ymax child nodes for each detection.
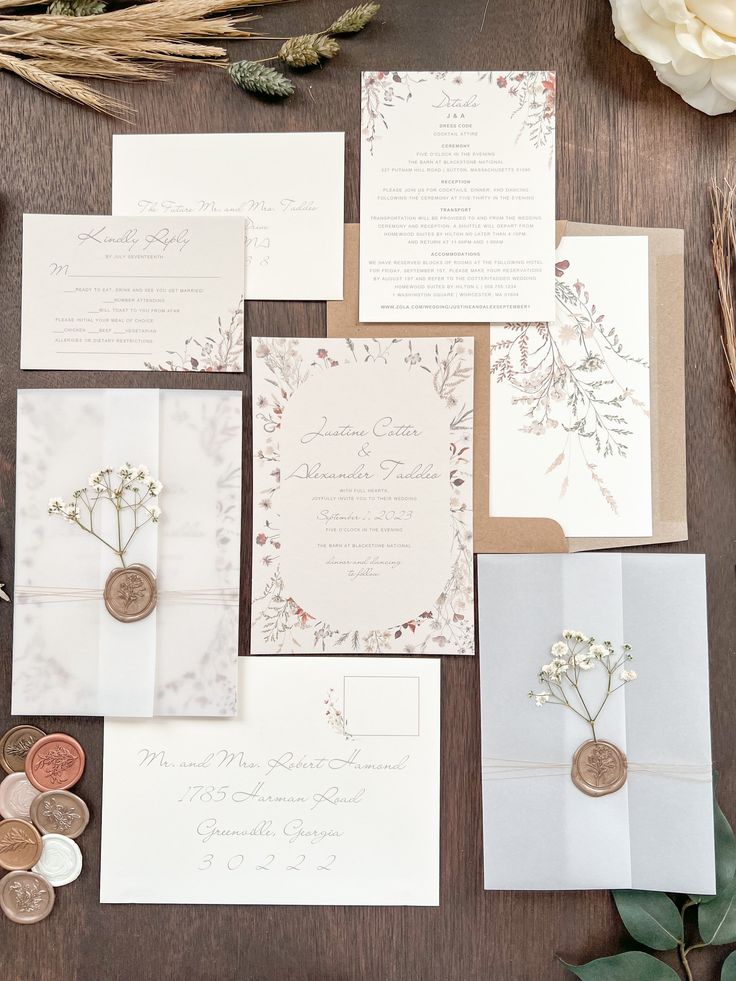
<box><xmin>711</xmin><ymin>176</ymin><xmax>736</xmax><ymax>400</ymax></box>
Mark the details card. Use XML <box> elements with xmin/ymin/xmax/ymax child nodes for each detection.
<box><xmin>359</xmin><ymin>71</ymin><xmax>556</xmax><ymax>322</ymax></box>
<box><xmin>101</xmin><ymin>656</ymin><xmax>441</xmax><ymax>906</ymax></box>
<box><xmin>21</xmin><ymin>214</ymin><xmax>245</xmax><ymax>372</ymax></box>
<box><xmin>112</xmin><ymin>132</ymin><xmax>345</xmax><ymax>301</ymax></box>
<box><xmin>250</xmin><ymin>336</ymin><xmax>475</xmax><ymax>655</ymax></box>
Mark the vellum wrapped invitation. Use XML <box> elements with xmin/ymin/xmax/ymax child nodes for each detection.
<box><xmin>12</xmin><ymin>389</ymin><xmax>242</xmax><ymax>718</ymax></box>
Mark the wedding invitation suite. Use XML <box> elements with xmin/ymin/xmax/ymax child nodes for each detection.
<box><xmin>112</xmin><ymin>133</ymin><xmax>345</xmax><ymax>300</ymax></box>
<box><xmin>20</xmin><ymin>214</ymin><xmax>245</xmax><ymax>372</ymax></box>
<box><xmin>13</xmin><ymin>389</ymin><xmax>242</xmax><ymax>718</ymax></box>
<box><xmin>359</xmin><ymin>71</ymin><xmax>556</xmax><ymax>323</ymax></box>
<box><xmin>101</xmin><ymin>656</ymin><xmax>441</xmax><ymax>905</ymax></box>
<box><xmin>490</xmin><ymin>236</ymin><xmax>652</xmax><ymax>538</ymax></box>
<box><xmin>250</xmin><ymin>336</ymin><xmax>475</xmax><ymax>655</ymax></box>
<box><xmin>479</xmin><ymin>554</ymin><xmax>714</xmax><ymax>892</ymax></box>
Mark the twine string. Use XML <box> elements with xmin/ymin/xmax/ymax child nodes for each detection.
<box><xmin>14</xmin><ymin>585</ymin><xmax>239</xmax><ymax>607</ymax></box>
<box><xmin>482</xmin><ymin>758</ymin><xmax>712</xmax><ymax>782</ymax></box>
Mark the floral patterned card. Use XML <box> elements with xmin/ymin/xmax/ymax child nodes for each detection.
<box><xmin>251</xmin><ymin>336</ymin><xmax>474</xmax><ymax>655</ymax></box>
<box><xmin>490</xmin><ymin>235</ymin><xmax>652</xmax><ymax>538</ymax></box>
<box><xmin>359</xmin><ymin>70</ymin><xmax>556</xmax><ymax>323</ymax></box>
<box><xmin>101</xmin><ymin>656</ymin><xmax>440</xmax><ymax>905</ymax></box>
<box><xmin>21</xmin><ymin>214</ymin><xmax>245</xmax><ymax>372</ymax></box>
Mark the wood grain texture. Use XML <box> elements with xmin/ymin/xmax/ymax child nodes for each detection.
<box><xmin>0</xmin><ymin>0</ymin><xmax>735</xmax><ymax>977</ymax></box>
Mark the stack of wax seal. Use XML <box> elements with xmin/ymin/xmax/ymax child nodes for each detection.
<box><xmin>0</xmin><ymin>727</ymin><xmax>88</xmax><ymax>923</ymax></box>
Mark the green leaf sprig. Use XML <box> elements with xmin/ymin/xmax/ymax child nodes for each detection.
<box><xmin>561</xmin><ymin>774</ymin><xmax>736</xmax><ymax>980</ymax></box>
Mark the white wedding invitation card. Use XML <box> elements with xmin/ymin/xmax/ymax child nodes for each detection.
<box><xmin>13</xmin><ymin>389</ymin><xmax>242</xmax><ymax>718</ymax></box>
<box><xmin>479</xmin><ymin>554</ymin><xmax>714</xmax><ymax>892</ymax></box>
<box><xmin>251</xmin><ymin>336</ymin><xmax>474</xmax><ymax>655</ymax></box>
<box><xmin>21</xmin><ymin>214</ymin><xmax>245</xmax><ymax>372</ymax></box>
<box><xmin>490</xmin><ymin>235</ymin><xmax>652</xmax><ymax>537</ymax></box>
<box><xmin>101</xmin><ymin>656</ymin><xmax>441</xmax><ymax>905</ymax></box>
<box><xmin>112</xmin><ymin>133</ymin><xmax>345</xmax><ymax>300</ymax></box>
<box><xmin>359</xmin><ymin>70</ymin><xmax>556</xmax><ymax>323</ymax></box>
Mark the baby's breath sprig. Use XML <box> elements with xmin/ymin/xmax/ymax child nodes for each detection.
<box><xmin>528</xmin><ymin>630</ymin><xmax>637</xmax><ymax>741</ymax></box>
<box><xmin>48</xmin><ymin>463</ymin><xmax>163</xmax><ymax>569</ymax></box>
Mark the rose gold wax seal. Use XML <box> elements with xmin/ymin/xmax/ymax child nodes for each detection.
<box><xmin>30</xmin><ymin>791</ymin><xmax>89</xmax><ymax>840</ymax></box>
<box><xmin>571</xmin><ymin>739</ymin><xmax>628</xmax><ymax>798</ymax></box>
<box><xmin>103</xmin><ymin>563</ymin><xmax>157</xmax><ymax>623</ymax></box>
<box><xmin>25</xmin><ymin>734</ymin><xmax>86</xmax><ymax>793</ymax></box>
<box><xmin>0</xmin><ymin>726</ymin><xmax>46</xmax><ymax>776</ymax></box>
<box><xmin>0</xmin><ymin>871</ymin><xmax>55</xmax><ymax>924</ymax></box>
<box><xmin>0</xmin><ymin>819</ymin><xmax>44</xmax><ymax>871</ymax></box>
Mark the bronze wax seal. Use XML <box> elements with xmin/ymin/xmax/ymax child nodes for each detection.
<box><xmin>0</xmin><ymin>819</ymin><xmax>44</xmax><ymax>871</ymax></box>
<box><xmin>0</xmin><ymin>871</ymin><xmax>55</xmax><ymax>924</ymax></box>
<box><xmin>25</xmin><ymin>734</ymin><xmax>86</xmax><ymax>793</ymax></box>
<box><xmin>571</xmin><ymin>739</ymin><xmax>628</xmax><ymax>798</ymax></box>
<box><xmin>0</xmin><ymin>726</ymin><xmax>46</xmax><ymax>776</ymax></box>
<box><xmin>103</xmin><ymin>564</ymin><xmax>157</xmax><ymax>623</ymax></box>
<box><xmin>30</xmin><ymin>791</ymin><xmax>89</xmax><ymax>840</ymax></box>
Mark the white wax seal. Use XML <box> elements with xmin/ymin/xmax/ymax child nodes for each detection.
<box><xmin>0</xmin><ymin>772</ymin><xmax>41</xmax><ymax>821</ymax></box>
<box><xmin>32</xmin><ymin>833</ymin><xmax>83</xmax><ymax>886</ymax></box>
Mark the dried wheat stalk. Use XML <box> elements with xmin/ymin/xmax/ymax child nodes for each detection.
<box><xmin>711</xmin><ymin>177</ymin><xmax>736</xmax><ymax>399</ymax></box>
<box><xmin>0</xmin><ymin>48</ymin><xmax>129</xmax><ymax>113</ymax></box>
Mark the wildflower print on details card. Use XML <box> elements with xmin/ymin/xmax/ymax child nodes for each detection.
<box><xmin>478</xmin><ymin>553</ymin><xmax>714</xmax><ymax>893</ymax></box>
<box><xmin>101</xmin><ymin>657</ymin><xmax>440</xmax><ymax>905</ymax></box>
<box><xmin>250</xmin><ymin>336</ymin><xmax>474</xmax><ymax>655</ymax></box>
<box><xmin>12</xmin><ymin>389</ymin><xmax>242</xmax><ymax>717</ymax></box>
<box><xmin>359</xmin><ymin>70</ymin><xmax>556</xmax><ymax>322</ymax></box>
<box><xmin>20</xmin><ymin>214</ymin><xmax>245</xmax><ymax>372</ymax></box>
<box><xmin>490</xmin><ymin>235</ymin><xmax>652</xmax><ymax>537</ymax></box>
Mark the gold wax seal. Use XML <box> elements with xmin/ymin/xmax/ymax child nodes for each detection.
<box><xmin>571</xmin><ymin>739</ymin><xmax>627</xmax><ymax>798</ymax></box>
<box><xmin>103</xmin><ymin>564</ymin><xmax>157</xmax><ymax>623</ymax></box>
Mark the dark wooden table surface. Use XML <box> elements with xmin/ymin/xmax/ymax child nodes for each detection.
<box><xmin>0</xmin><ymin>0</ymin><xmax>735</xmax><ymax>978</ymax></box>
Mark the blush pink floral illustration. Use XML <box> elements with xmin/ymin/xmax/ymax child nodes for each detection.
<box><xmin>491</xmin><ymin>259</ymin><xmax>649</xmax><ymax>514</ymax></box>
<box><xmin>494</xmin><ymin>71</ymin><xmax>556</xmax><ymax>157</ymax></box>
<box><xmin>252</xmin><ymin>337</ymin><xmax>474</xmax><ymax>654</ymax></box>
<box><xmin>145</xmin><ymin>300</ymin><xmax>244</xmax><ymax>372</ymax></box>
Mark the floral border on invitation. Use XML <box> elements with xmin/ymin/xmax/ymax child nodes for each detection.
<box><xmin>251</xmin><ymin>337</ymin><xmax>474</xmax><ymax>655</ymax></box>
<box><xmin>361</xmin><ymin>70</ymin><xmax>555</xmax><ymax>157</ymax></box>
<box><xmin>144</xmin><ymin>300</ymin><xmax>244</xmax><ymax>372</ymax></box>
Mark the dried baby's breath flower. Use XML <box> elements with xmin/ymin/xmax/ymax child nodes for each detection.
<box><xmin>228</xmin><ymin>59</ymin><xmax>294</xmax><ymax>97</ymax></box>
<box><xmin>528</xmin><ymin>630</ymin><xmax>637</xmax><ymax>741</ymax></box>
<box><xmin>327</xmin><ymin>2</ymin><xmax>380</xmax><ymax>34</ymax></box>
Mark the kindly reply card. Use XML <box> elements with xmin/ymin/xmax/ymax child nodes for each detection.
<box><xmin>112</xmin><ymin>133</ymin><xmax>345</xmax><ymax>301</ymax></box>
<box><xmin>21</xmin><ymin>214</ymin><xmax>246</xmax><ymax>372</ymax></box>
<box><xmin>359</xmin><ymin>71</ymin><xmax>556</xmax><ymax>322</ymax></box>
<box><xmin>251</xmin><ymin>336</ymin><xmax>475</xmax><ymax>655</ymax></box>
<box><xmin>101</xmin><ymin>656</ymin><xmax>441</xmax><ymax>906</ymax></box>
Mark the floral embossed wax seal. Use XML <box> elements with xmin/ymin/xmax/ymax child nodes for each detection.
<box><xmin>25</xmin><ymin>734</ymin><xmax>85</xmax><ymax>793</ymax></box>
<box><xmin>48</xmin><ymin>463</ymin><xmax>162</xmax><ymax>623</ymax></box>
<box><xmin>528</xmin><ymin>629</ymin><xmax>637</xmax><ymax>798</ymax></box>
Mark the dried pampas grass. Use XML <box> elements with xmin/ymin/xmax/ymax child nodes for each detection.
<box><xmin>711</xmin><ymin>177</ymin><xmax>736</xmax><ymax>399</ymax></box>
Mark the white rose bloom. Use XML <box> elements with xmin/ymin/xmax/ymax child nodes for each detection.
<box><xmin>610</xmin><ymin>0</ymin><xmax>736</xmax><ymax>115</ymax></box>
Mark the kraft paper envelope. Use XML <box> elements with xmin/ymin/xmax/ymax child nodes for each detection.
<box><xmin>327</xmin><ymin>222</ymin><xmax>686</xmax><ymax>553</ymax></box>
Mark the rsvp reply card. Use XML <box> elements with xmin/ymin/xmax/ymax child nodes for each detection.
<box><xmin>21</xmin><ymin>214</ymin><xmax>245</xmax><ymax>372</ymax></box>
<box><xmin>101</xmin><ymin>657</ymin><xmax>441</xmax><ymax>906</ymax></box>
<box><xmin>359</xmin><ymin>71</ymin><xmax>556</xmax><ymax>322</ymax></box>
<box><xmin>251</xmin><ymin>336</ymin><xmax>475</xmax><ymax>655</ymax></box>
<box><xmin>112</xmin><ymin>133</ymin><xmax>345</xmax><ymax>301</ymax></box>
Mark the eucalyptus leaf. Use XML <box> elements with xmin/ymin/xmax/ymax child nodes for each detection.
<box><xmin>722</xmin><ymin>951</ymin><xmax>736</xmax><ymax>980</ymax></box>
<box><xmin>612</xmin><ymin>891</ymin><xmax>682</xmax><ymax>950</ymax></box>
<box><xmin>699</xmin><ymin>878</ymin><xmax>736</xmax><ymax>945</ymax></box>
<box><xmin>561</xmin><ymin>952</ymin><xmax>681</xmax><ymax>980</ymax></box>
<box><xmin>692</xmin><ymin>773</ymin><xmax>736</xmax><ymax>905</ymax></box>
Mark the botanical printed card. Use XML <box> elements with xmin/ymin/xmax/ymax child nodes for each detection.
<box><xmin>112</xmin><ymin>133</ymin><xmax>344</xmax><ymax>301</ymax></box>
<box><xmin>12</xmin><ymin>389</ymin><xmax>242</xmax><ymax>718</ymax></box>
<box><xmin>479</xmin><ymin>554</ymin><xmax>714</xmax><ymax>892</ymax></box>
<box><xmin>20</xmin><ymin>214</ymin><xmax>245</xmax><ymax>372</ymax></box>
<box><xmin>101</xmin><ymin>656</ymin><xmax>441</xmax><ymax>905</ymax></box>
<box><xmin>490</xmin><ymin>236</ymin><xmax>652</xmax><ymax>537</ymax></box>
<box><xmin>251</xmin><ymin>336</ymin><xmax>474</xmax><ymax>655</ymax></box>
<box><xmin>359</xmin><ymin>71</ymin><xmax>556</xmax><ymax>322</ymax></box>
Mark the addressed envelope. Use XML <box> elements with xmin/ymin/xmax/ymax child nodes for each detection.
<box><xmin>328</xmin><ymin>223</ymin><xmax>686</xmax><ymax>552</ymax></box>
